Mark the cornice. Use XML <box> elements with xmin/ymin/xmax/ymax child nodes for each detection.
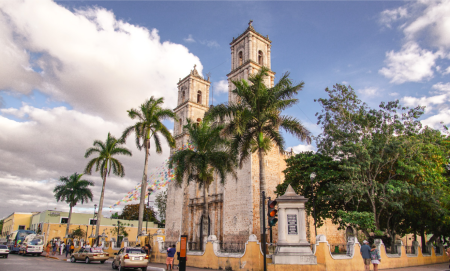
<box><xmin>230</xmin><ymin>25</ymin><xmax>271</xmax><ymax>46</ymax></box>
<box><xmin>227</xmin><ymin>60</ymin><xmax>276</xmax><ymax>77</ymax></box>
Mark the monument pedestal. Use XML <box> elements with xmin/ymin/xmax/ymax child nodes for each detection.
<box><xmin>272</xmin><ymin>185</ymin><xmax>317</xmax><ymax>265</ymax></box>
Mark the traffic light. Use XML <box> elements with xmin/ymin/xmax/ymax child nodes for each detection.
<box><xmin>267</xmin><ymin>199</ymin><xmax>278</xmax><ymax>226</ymax></box>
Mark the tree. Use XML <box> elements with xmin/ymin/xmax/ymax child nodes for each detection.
<box><xmin>155</xmin><ymin>190</ymin><xmax>167</xmax><ymax>225</ymax></box>
<box><xmin>121</xmin><ymin>96</ymin><xmax>176</xmax><ymax>235</ymax></box>
<box><xmin>84</xmin><ymin>132</ymin><xmax>132</xmax><ymax>240</ymax></box>
<box><xmin>111</xmin><ymin>212</ymin><xmax>119</xmax><ymax>219</ymax></box>
<box><xmin>169</xmin><ymin>119</ymin><xmax>237</xmax><ymax>250</ymax></box>
<box><xmin>118</xmin><ymin>204</ymin><xmax>159</xmax><ymax>224</ymax></box>
<box><xmin>72</xmin><ymin>226</ymin><xmax>86</xmax><ymax>240</ymax></box>
<box><xmin>315</xmin><ymin>84</ymin><xmax>425</xmax><ymax>231</ymax></box>
<box><xmin>207</xmin><ymin>67</ymin><xmax>311</xmax><ymax>238</ymax></box>
<box><xmin>53</xmin><ymin>172</ymin><xmax>94</xmax><ymax>238</ymax></box>
<box><xmin>0</xmin><ymin>220</ymin><xmax>3</xmax><ymax>235</ymax></box>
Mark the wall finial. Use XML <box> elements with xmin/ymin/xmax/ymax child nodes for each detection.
<box><xmin>249</xmin><ymin>20</ymin><xmax>253</xmax><ymax>27</ymax></box>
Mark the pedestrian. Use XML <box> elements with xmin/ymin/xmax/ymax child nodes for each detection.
<box><xmin>60</xmin><ymin>242</ymin><xmax>65</xmax><ymax>255</ymax></box>
<box><xmin>52</xmin><ymin>242</ymin><xmax>57</xmax><ymax>255</ymax></box>
<box><xmin>370</xmin><ymin>244</ymin><xmax>381</xmax><ymax>271</ymax></box>
<box><xmin>166</xmin><ymin>244</ymin><xmax>176</xmax><ymax>271</ymax></box>
<box><xmin>360</xmin><ymin>240</ymin><xmax>371</xmax><ymax>271</ymax></box>
<box><xmin>45</xmin><ymin>242</ymin><xmax>51</xmax><ymax>258</ymax></box>
<box><xmin>70</xmin><ymin>243</ymin><xmax>75</xmax><ymax>256</ymax></box>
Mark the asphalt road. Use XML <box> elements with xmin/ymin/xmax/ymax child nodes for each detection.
<box><xmin>0</xmin><ymin>253</ymin><xmax>114</xmax><ymax>271</ymax></box>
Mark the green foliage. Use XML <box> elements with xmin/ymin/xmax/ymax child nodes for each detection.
<box><xmin>118</xmin><ymin>204</ymin><xmax>159</xmax><ymax>223</ymax></box>
<box><xmin>53</xmin><ymin>173</ymin><xmax>94</xmax><ymax>208</ymax></box>
<box><xmin>206</xmin><ymin>66</ymin><xmax>311</xmax><ymax>171</ymax></box>
<box><xmin>0</xmin><ymin>220</ymin><xmax>3</xmax><ymax>234</ymax></box>
<box><xmin>155</xmin><ymin>190</ymin><xmax>167</xmax><ymax>225</ymax></box>
<box><xmin>72</xmin><ymin>226</ymin><xmax>86</xmax><ymax>239</ymax></box>
<box><xmin>84</xmin><ymin>133</ymin><xmax>132</xmax><ymax>178</ymax></box>
<box><xmin>109</xmin><ymin>223</ymin><xmax>129</xmax><ymax>238</ymax></box>
<box><xmin>111</xmin><ymin>212</ymin><xmax>119</xmax><ymax>219</ymax></box>
<box><xmin>336</xmin><ymin>210</ymin><xmax>375</xmax><ymax>232</ymax></box>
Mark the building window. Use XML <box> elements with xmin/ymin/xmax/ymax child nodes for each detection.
<box><xmin>89</xmin><ymin>219</ymin><xmax>97</xmax><ymax>225</ymax></box>
<box><xmin>258</xmin><ymin>50</ymin><xmax>263</xmax><ymax>65</ymax></box>
<box><xmin>179</xmin><ymin>119</ymin><xmax>183</xmax><ymax>133</ymax></box>
<box><xmin>197</xmin><ymin>91</ymin><xmax>202</xmax><ymax>104</ymax></box>
<box><xmin>18</xmin><ymin>225</ymin><xmax>25</xmax><ymax>230</ymax></box>
<box><xmin>182</xmin><ymin>91</ymin><xmax>185</xmax><ymax>102</ymax></box>
<box><xmin>238</xmin><ymin>51</ymin><xmax>243</xmax><ymax>66</ymax></box>
<box><xmin>60</xmin><ymin>217</ymin><xmax>69</xmax><ymax>224</ymax></box>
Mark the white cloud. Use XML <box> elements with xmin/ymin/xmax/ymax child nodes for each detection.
<box><xmin>184</xmin><ymin>34</ymin><xmax>195</xmax><ymax>43</ymax></box>
<box><xmin>213</xmin><ymin>80</ymin><xmax>228</xmax><ymax>94</ymax></box>
<box><xmin>357</xmin><ymin>87</ymin><xmax>379</xmax><ymax>96</ymax></box>
<box><xmin>421</xmin><ymin>109</ymin><xmax>450</xmax><ymax>129</ymax></box>
<box><xmin>401</xmin><ymin>94</ymin><xmax>447</xmax><ymax>112</ymax></box>
<box><xmin>379</xmin><ymin>6</ymin><xmax>408</xmax><ymax>28</ymax></box>
<box><xmin>379</xmin><ymin>42</ymin><xmax>439</xmax><ymax>84</ymax></box>
<box><xmin>0</xmin><ymin>0</ymin><xmax>202</xmax><ymax>122</ymax></box>
<box><xmin>389</xmin><ymin>92</ymin><xmax>399</xmax><ymax>96</ymax></box>
<box><xmin>443</xmin><ymin>66</ymin><xmax>450</xmax><ymax>75</ymax></box>
<box><xmin>199</xmin><ymin>40</ymin><xmax>220</xmax><ymax>48</ymax></box>
<box><xmin>432</xmin><ymin>82</ymin><xmax>450</xmax><ymax>93</ymax></box>
<box><xmin>288</xmin><ymin>143</ymin><xmax>316</xmax><ymax>154</ymax></box>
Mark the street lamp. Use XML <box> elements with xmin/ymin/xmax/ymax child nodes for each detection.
<box><xmin>310</xmin><ymin>172</ymin><xmax>318</xmax><ymax>237</ymax></box>
<box><xmin>146</xmin><ymin>188</ymin><xmax>153</xmax><ymax>245</ymax></box>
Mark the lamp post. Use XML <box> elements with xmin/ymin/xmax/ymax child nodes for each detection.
<box><xmin>146</xmin><ymin>188</ymin><xmax>153</xmax><ymax>245</ymax></box>
<box><xmin>310</xmin><ymin>172</ymin><xmax>317</xmax><ymax>237</ymax></box>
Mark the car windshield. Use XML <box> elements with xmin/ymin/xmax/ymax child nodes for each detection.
<box><xmin>0</xmin><ymin>245</ymin><xmax>7</xmax><ymax>249</ymax></box>
<box><xmin>126</xmin><ymin>248</ymin><xmax>146</xmax><ymax>254</ymax></box>
<box><xmin>30</xmin><ymin>238</ymin><xmax>43</xmax><ymax>245</ymax></box>
<box><xmin>90</xmin><ymin>248</ymin><xmax>103</xmax><ymax>253</ymax></box>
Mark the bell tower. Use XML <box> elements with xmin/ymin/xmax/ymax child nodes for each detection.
<box><xmin>227</xmin><ymin>20</ymin><xmax>276</xmax><ymax>102</ymax></box>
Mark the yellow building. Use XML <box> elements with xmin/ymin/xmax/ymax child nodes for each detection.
<box><xmin>1</xmin><ymin>212</ymin><xmax>38</xmax><ymax>238</ymax></box>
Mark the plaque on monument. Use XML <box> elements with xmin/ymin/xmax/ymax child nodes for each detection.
<box><xmin>287</xmin><ymin>214</ymin><xmax>298</xmax><ymax>235</ymax></box>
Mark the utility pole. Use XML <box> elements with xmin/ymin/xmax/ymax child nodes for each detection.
<box><xmin>262</xmin><ymin>191</ymin><xmax>267</xmax><ymax>271</ymax></box>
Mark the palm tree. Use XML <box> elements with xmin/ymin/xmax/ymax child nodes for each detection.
<box><xmin>121</xmin><ymin>97</ymin><xmax>176</xmax><ymax>234</ymax></box>
<box><xmin>206</xmin><ymin>67</ymin><xmax>311</xmax><ymax>238</ymax></box>
<box><xmin>54</xmin><ymin>172</ymin><xmax>94</xmax><ymax>238</ymax></box>
<box><xmin>84</xmin><ymin>132</ymin><xmax>132</xmax><ymax>241</ymax></box>
<box><xmin>169</xmin><ymin>118</ymin><xmax>236</xmax><ymax>250</ymax></box>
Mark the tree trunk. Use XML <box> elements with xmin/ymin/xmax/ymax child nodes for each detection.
<box><xmin>138</xmin><ymin>138</ymin><xmax>150</xmax><ymax>235</ymax></box>
<box><xmin>258</xmin><ymin>149</ymin><xmax>266</xmax><ymax>242</ymax></box>
<box><xmin>96</xmin><ymin>167</ymin><xmax>107</xmax><ymax>242</ymax></box>
<box><xmin>202</xmin><ymin>180</ymin><xmax>209</xmax><ymax>248</ymax></box>
<box><xmin>65</xmin><ymin>204</ymin><xmax>73</xmax><ymax>238</ymax></box>
<box><xmin>420</xmin><ymin>228</ymin><xmax>426</xmax><ymax>253</ymax></box>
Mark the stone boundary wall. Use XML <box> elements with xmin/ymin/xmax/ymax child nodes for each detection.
<box><xmin>149</xmin><ymin>234</ymin><xmax>448</xmax><ymax>271</ymax></box>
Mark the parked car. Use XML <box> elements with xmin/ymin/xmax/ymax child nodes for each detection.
<box><xmin>70</xmin><ymin>247</ymin><xmax>109</xmax><ymax>264</ymax></box>
<box><xmin>0</xmin><ymin>245</ymin><xmax>9</xmax><ymax>258</ymax></box>
<box><xmin>111</xmin><ymin>247</ymin><xmax>148</xmax><ymax>271</ymax></box>
<box><xmin>18</xmin><ymin>234</ymin><xmax>44</xmax><ymax>256</ymax></box>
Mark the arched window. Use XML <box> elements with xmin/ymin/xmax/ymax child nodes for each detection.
<box><xmin>238</xmin><ymin>51</ymin><xmax>243</xmax><ymax>66</ymax></box>
<box><xmin>197</xmin><ymin>91</ymin><xmax>202</xmax><ymax>104</ymax></box>
<box><xmin>182</xmin><ymin>91</ymin><xmax>185</xmax><ymax>102</ymax></box>
<box><xmin>258</xmin><ymin>50</ymin><xmax>263</xmax><ymax>65</ymax></box>
<box><xmin>179</xmin><ymin>119</ymin><xmax>183</xmax><ymax>133</ymax></box>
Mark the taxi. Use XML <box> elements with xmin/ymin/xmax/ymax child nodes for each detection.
<box><xmin>0</xmin><ymin>245</ymin><xmax>9</xmax><ymax>258</ymax></box>
<box><xmin>111</xmin><ymin>247</ymin><xmax>148</xmax><ymax>271</ymax></box>
<box><xmin>18</xmin><ymin>234</ymin><xmax>44</xmax><ymax>256</ymax></box>
<box><xmin>70</xmin><ymin>247</ymin><xmax>109</xmax><ymax>264</ymax></box>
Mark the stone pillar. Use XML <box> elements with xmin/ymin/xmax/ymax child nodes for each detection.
<box><xmin>272</xmin><ymin>185</ymin><xmax>317</xmax><ymax>265</ymax></box>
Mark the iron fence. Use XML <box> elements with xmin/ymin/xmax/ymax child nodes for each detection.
<box><xmin>219</xmin><ymin>242</ymin><xmax>246</xmax><ymax>253</ymax></box>
<box><xmin>435</xmin><ymin>246</ymin><xmax>441</xmax><ymax>255</ymax></box>
<box><xmin>405</xmin><ymin>246</ymin><xmax>415</xmax><ymax>254</ymax></box>
<box><xmin>422</xmin><ymin>245</ymin><xmax>431</xmax><ymax>255</ymax></box>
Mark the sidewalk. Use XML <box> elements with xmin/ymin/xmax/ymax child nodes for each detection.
<box><xmin>382</xmin><ymin>263</ymin><xmax>449</xmax><ymax>271</ymax></box>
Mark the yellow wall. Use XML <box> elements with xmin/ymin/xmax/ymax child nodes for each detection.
<box><xmin>1</xmin><ymin>213</ymin><xmax>35</xmax><ymax>237</ymax></box>
<box><xmin>150</xmin><ymin>236</ymin><xmax>449</xmax><ymax>271</ymax></box>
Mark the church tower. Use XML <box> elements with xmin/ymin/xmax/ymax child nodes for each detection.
<box><xmin>227</xmin><ymin>20</ymin><xmax>276</xmax><ymax>102</ymax></box>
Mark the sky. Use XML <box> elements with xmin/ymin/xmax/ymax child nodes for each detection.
<box><xmin>1</xmin><ymin>0</ymin><xmax>450</xmax><ymax>220</ymax></box>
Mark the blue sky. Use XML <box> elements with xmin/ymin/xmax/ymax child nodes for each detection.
<box><xmin>1</xmin><ymin>0</ymin><xmax>449</xmax><ymax>219</ymax></box>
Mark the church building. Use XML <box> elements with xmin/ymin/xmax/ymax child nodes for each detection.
<box><xmin>165</xmin><ymin>22</ymin><xmax>347</xmax><ymax>250</ymax></box>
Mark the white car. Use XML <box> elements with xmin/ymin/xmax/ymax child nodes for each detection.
<box><xmin>18</xmin><ymin>234</ymin><xmax>44</xmax><ymax>256</ymax></box>
<box><xmin>0</xmin><ymin>245</ymin><xmax>9</xmax><ymax>258</ymax></box>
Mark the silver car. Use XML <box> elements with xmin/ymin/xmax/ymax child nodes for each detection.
<box><xmin>111</xmin><ymin>247</ymin><xmax>148</xmax><ymax>271</ymax></box>
<box><xmin>0</xmin><ymin>245</ymin><xmax>9</xmax><ymax>258</ymax></box>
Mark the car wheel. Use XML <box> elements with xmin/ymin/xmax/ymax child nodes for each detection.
<box><xmin>101</xmin><ymin>260</ymin><xmax>105</xmax><ymax>264</ymax></box>
<box><xmin>70</xmin><ymin>256</ymin><xmax>76</xmax><ymax>263</ymax></box>
<box><xmin>85</xmin><ymin>257</ymin><xmax>90</xmax><ymax>264</ymax></box>
<box><xmin>111</xmin><ymin>260</ymin><xmax>117</xmax><ymax>269</ymax></box>
<box><xmin>5</xmin><ymin>255</ymin><xmax>8</xmax><ymax>258</ymax></box>
<box><xmin>141</xmin><ymin>267</ymin><xmax>147</xmax><ymax>271</ymax></box>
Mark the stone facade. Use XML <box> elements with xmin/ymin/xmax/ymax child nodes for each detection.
<box><xmin>165</xmin><ymin>22</ymin><xmax>347</xmax><ymax>248</ymax></box>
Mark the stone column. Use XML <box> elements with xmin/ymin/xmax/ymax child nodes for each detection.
<box><xmin>272</xmin><ymin>184</ymin><xmax>317</xmax><ymax>265</ymax></box>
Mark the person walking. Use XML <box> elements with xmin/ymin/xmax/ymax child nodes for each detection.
<box><xmin>360</xmin><ymin>240</ymin><xmax>371</xmax><ymax>271</ymax></box>
<box><xmin>370</xmin><ymin>244</ymin><xmax>381</xmax><ymax>271</ymax></box>
<box><xmin>52</xmin><ymin>242</ymin><xmax>57</xmax><ymax>255</ymax></box>
<box><xmin>60</xmin><ymin>242</ymin><xmax>65</xmax><ymax>256</ymax></box>
<box><xmin>45</xmin><ymin>242</ymin><xmax>51</xmax><ymax>258</ymax></box>
<box><xmin>65</xmin><ymin>242</ymin><xmax>70</xmax><ymax>258</ymax></box>
<box><xmin>70</xmin><ymin>243</ymin><xmax>75</xmax><ymax>256</ymax></box>
<box><xmin>166</xmin><ymin>244</ymin><xmax>176</xmax><ymax>270</ymax></box>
